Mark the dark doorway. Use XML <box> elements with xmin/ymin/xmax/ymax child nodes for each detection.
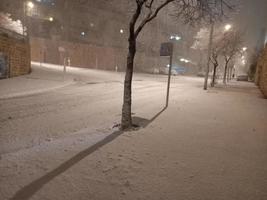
<box><xmin>0</xmin><ymin>52</ymin><xmax>8</xmax><ymax>79</ymax></box>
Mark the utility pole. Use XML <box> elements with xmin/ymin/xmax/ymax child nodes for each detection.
<box><xmin>204</xmin><ymin>21</ymin><xmax>214</xmax><ymax>90</ymax></box>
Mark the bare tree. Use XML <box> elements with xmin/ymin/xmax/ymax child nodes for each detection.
<box><xmin>192</xmin><ymin>26</ymin><xmax>223</xmax><ymax>87</ymax></box>
<box><xmin>221</xmin><ymin>30</ymin><xmax>243</xmax><ymax>84</ymax></box>
<box><xmin>210</xmin><ymin>47</ymin><xmax>220</xmax><ymax>87</ymax></box>
<box><xmin>121</xmin><ymin>0</ymin><xmax>235</xmax><ymax>130</ymax></box>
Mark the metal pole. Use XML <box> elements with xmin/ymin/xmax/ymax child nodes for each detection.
<box><xmin>204</xmin><ymin>21</ymin><xmax>214</xmax><ymax>90</ymax></box>
<box><xmin>166</xmin><ymin>52</ymin><xmax>173</xmax><ymax>107</ymax></box>
<box><xmin>63</xmin><ymin>57</ymin><xmax>66</xmax><ymax>81</ymax></box>
<box><xmin>22</xmin><ymin>1</ymin><xmax>26</xmax><ymax>36</ymax></box>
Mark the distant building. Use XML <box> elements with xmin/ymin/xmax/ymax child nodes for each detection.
<box><xmin>0</xmin><ymin>0</ymin><xmax>199</xmax><ymax>74</ymax></box>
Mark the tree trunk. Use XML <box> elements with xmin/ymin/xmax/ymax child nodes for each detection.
<box><xmin>223</xmin><ymin>62</ymin><xmax>228</xmax><ymax>84</ymax></box>
<box><xmin>211</xmin><ymin>64</ymin><xmax>217</xmax><ymax>87</ymax></box>
<box><xmin>227</xmin><ymin>67</ymin><xmax>231</xmax><ymax>82</ymax></box>
<box><xmin>230</xmin><ymin>67</ymin><xmax>233</xmax><ymax>80</ymax></box>
<box><xmin>121</xmin><ymin>38</ymin><xmax>136</xmax><ymax>130</ymax></box>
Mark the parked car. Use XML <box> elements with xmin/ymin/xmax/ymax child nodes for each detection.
<box><xmin>237</xmin><ymin>75</ymin><xmax>248</xmax><ymax>81</ymax></box>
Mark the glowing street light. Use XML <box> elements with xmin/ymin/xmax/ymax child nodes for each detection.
<box><xmin>180</xmin><ymin>58</ymin><xmax>190</xmax><ymax>63</ymax></box>
<box><xmin>120</xmin><ymin>29</ymin><xmax>124</xmax><ymax>34</ymax></box>
<box><xmin>224</xmin><ymin>24</ymin><xmax>232</xmax><ymax>31</ymax></box>
<box><xmin>242</xmin><ymin>47</ymin><xmax>247</xmax><ymax>51</ymax></box>
<box><xmin>49</xmin><ymin>17</ymin><xmax>54</xmax><ymax>22</ymax></box>
<box><xmin>170</xmin><ymin>35</ymin><xmax>181</xmax><ymax>41</ymax></box>
<box><xmin>27</xmin><ymin>1</ymin><xmax>34</xmax><ymax>9</ymax></box>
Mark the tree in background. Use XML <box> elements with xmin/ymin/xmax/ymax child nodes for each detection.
<box><xmin>210</xmin><ymin>45</ymin><xmax>220</xmax><ymax>87</ymax></box>
<box><xmin>121</xmin><ymin>0</ymin><xmax>235</xmax><ymax>130</ymax></box>
<box><xmin>221</xmin><ymin>30</ymin><xmax>243</xmax><ymax>84</ymax></box>
<box><xmin>192</xmin><ymin>26</ymin><xmax>224</xmax><ymax>87</ymax></box>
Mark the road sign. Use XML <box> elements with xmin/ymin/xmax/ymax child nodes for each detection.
<box><xmin>160</xmin><ymin>42</ymin><xmax>173</xmax><ymax>56</ymax></box>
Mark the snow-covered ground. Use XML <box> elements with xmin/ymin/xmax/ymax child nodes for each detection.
<box><xmin>0</xmin><ymin>64</ymin><xmax>267</xmax><ymax>200</ymax></box>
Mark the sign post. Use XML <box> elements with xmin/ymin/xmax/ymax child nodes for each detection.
<box><xmin>58</xmin><ymin>46</ymin><xmax>66</xmax><ymax>80</ymax></box>
<box><xmin>160</xmin><ymin>42</ymin><xmax>174</xmax><ymax>107</ymax></box>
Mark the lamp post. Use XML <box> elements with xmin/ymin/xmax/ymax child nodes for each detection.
<box><xmin>23</xmin><ymin>1</ymin><xmax>34</xmax><ymax>37</ymax></box>
<box><xmin>203</xmin><ymin>20</ymin><xmax>214</xmax><ymax>90</ymax></box>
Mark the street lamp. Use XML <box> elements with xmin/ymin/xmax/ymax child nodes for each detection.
<box><xmin>27</xmin><ymin>1</ymin><xmax>34</xmax><ymax>9</ymax></box>
<box><xmin>170</xmin><ymin>35</ymin><xmax>181</xmax><ymax>41</ymax></box>
<box><xmin>224</xmin><ymin>24</ymin><xmax>232</xmax><ymax>31</ymax></box>
<box><xmin>49</xmin><ymin>17</ymin><xmax>54</xmax><ymax>22</ymax></box>
<box><xmin>242</xmin><ymin>47</ymin><xmax>247</xmax><ymax>51</ymax></box>
<box><xmin>23</xmin><ymin>1</ymin><xmax>35</xmax><ymax>36</ymax></box>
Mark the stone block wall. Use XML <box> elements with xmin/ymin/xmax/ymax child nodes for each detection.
<box><xmin>0</xmin><ymin>33</ymin><xmax>31</xmax><ymax>78</ymax></box>
<box><xmin>30</xmin><ymin>37</ymin><xmax>165</xmax><ymax>73</ymax></box>
<box><xmin>255</xmin><ymin>45</ymin><xmax>267</xmax><ymax>97</ymax></box>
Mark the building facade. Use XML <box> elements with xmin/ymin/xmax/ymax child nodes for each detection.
<box><xmin>0</xmin><ymin>0</ymin><xmax>200</xmax><ymax>74</ymax></box>
<box><xmin>255</xmin><ymin>44</ymin><xmax>267</xmax><ymax>98</ymax></box>
<box><xmin>0</xmin><ymin>28</ymin><xmax>31</xmax><ymax>78</ymax></box>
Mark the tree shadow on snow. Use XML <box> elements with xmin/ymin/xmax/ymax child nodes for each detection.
<box><xmin>9</xmin><ymin>106</ymin><xmax>167</xmax><ymax>200</ymax></box>
<box><xmin>9</xmin><ymin>130</ymin><xmax>124</xmax><ymax>200</ymax></box>
<box><xmin>132</xmin><ymin>106</ymin><xmax>167</xmax><ymax>128</ymax></box>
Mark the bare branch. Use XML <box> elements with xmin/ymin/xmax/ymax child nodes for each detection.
<box><xmin>134</xmin><ymin>0</ymin><xmax>175</xmax><ymax>38</ymax></box>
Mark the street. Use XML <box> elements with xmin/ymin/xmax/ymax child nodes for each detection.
<box><xmin>0</xmin><ymin>65</ymin><xmax>267</xmax><ymax>200</ymax></box>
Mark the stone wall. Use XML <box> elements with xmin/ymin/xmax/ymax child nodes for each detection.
<box><xmin>30</xmin><ymin>37</ymin><xmax>168</xmax><ymax>73</ymax></box>
<box><xmin>255</xmin><ymin>45</ymin><xmax>267</xmax><ymax>97</ymax></box>
<box><xmin>0</xmin><ymin>32</ymin><xmax>31</xmax><ymax>78</ymax></box>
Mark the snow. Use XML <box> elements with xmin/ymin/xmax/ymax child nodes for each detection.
<box><xmin>0</xmin><ymin>64</ymin><xmax>267</xmax><ymax>200</ymax></box>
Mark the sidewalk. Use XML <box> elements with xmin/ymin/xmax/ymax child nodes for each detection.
<box><xmin>0</xmin><ymin>63</ymin><xmax>74</xmax><ymax>100</ymax></box>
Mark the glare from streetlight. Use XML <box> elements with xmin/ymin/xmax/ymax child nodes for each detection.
<box><xmin>224</xmin><ymin>24</ymin><xmax>232</xmax><ymax>31</ymax></box>
<box><xmin>175</xmin><ymin>36</ymin><xmax>181</xmax><ymax>41</ymax></box>
<box><xmin>27</xmin><ymin>1</ymin><xmax>34</xmax><ymax>9</ymax></box>
<box><xmin>120</xmin><ymin>29</ymin><xmax>124</xmax><ymax>34</ymax></box>
<box><xmin>49</xmin><ymin>17</ymin><xmax>54</xmax><ymax>22</ymax></box>
<box><xmin>242</xmin><ymin>47</ymin><xmax>247</xmax><ymax>51</ymax></box>
<box><xmin>170</xmin><ymin>35</ymin><xmax>181</xmax><ymax>41</ymax></box>
<box><xmin>180</xmin><ymin>58</ymin><xmax>190</xmax><ymax>63</ymax></box>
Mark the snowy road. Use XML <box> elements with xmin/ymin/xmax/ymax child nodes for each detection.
<box><xmin>1</xmin><ymin>65</ymin><xmax>267</xmax><ymax>200</ymax></box>
<box><xmin>0</xmin><ymin>64</ymin><xmax>190</xmax><ymax>154</ymax></box>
